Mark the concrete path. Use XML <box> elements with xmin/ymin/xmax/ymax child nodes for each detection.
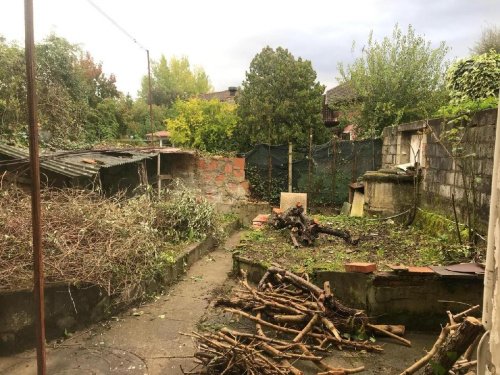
<box><xmin>0</xmin><ymin>231</ymin><xmax>243</xmax><ymax>375</ymax></box>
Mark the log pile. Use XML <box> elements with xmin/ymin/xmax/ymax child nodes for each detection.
<box><xmin>400</xmin><ymin>305</ymin><xmax>484</xmax><ymax>375</ymax></box>
<box><xmin>271</xmin><ymin>203</ymin><xmax>358</xmax><ymax>248</ymax></box>
<box><xmin>183</xmin><ymin>266</ymin><xmax>412</xmax><ymax>375</ymax></box>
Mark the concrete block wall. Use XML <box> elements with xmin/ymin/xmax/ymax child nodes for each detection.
<box><xmin>381</xmin><ymin>108</ymin><xmax>497</xmax><ymax>231</ymax></box>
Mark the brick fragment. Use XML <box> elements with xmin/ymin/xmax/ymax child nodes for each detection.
<box><xmin>344</xmin><ymin>262</ymin><xmax>377</xmax><ymax>273</ymax></box>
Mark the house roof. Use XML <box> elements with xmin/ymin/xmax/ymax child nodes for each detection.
<box><xmin>326</xmin><ymin>83</ymin><xmax>358</xmax><ymax>106</ymax></box>
<box><xmin>0</xmin><ymin>144</ymin><xmax>152</xmax><ymax>178</ymax></box>
<box><xmin>145</xmin><ymin>130</ymin><xmax>171</xmax><ymax>138</ymax></box>
<box><xmin>199</xmin><ymin>87</ymin><xmax>238</xmax><ymax>102</ymax></box>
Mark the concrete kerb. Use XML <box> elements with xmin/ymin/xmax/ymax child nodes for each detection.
<box><xmin>233</xmin><ymin>255</ymin><xmax>483</xmax><ymax>331</ymax></box>
<box><xmin>0</xmin><ymin>220</ymin><xmax>240</xmax><ymax>354</ymax></box>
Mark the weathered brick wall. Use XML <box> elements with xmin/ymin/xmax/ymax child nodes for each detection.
<box><xmin>158</xmin><ymin>152</ymin><xmax>249</xmax><ymax>207</ymax></box>
<box><xmin>196</xmin><ymin>156</ymin><xmax>249</xmax><ymax>205</ymax></box>
<box><xmin>381</xmin><ymin>108</ymin><xmax>497</xmax><ymax>231</ymax></box>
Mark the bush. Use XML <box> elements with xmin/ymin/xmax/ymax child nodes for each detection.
<box><xmin>154</xmin><ymin>180</ymin><xmax>221</xmax><ymax>243</ymax></box>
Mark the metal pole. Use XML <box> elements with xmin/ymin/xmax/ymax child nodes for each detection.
<box><xmin>147</xmin><ymin>50</ymin><xmax>155</xmax><ymax>146</ymax></box>
<box><xmin>308</xmin><ymin>127</ymin><xmax>312</xmax><ymax>195</ymax></box>
<box><xmin>24</xmin><ymin>1</ymin><xmax>46</xmax><ymax>373</ymax></box>
<box><xmin>288</xmin><ymin>142</ymin><xmax>292</xmax><ymax>192</ymax></box>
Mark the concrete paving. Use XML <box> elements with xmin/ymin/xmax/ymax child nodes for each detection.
<box><xmin>0</xmin><ymin>231</ymin><xmax>243</xmax><ymax>375</ymax></box>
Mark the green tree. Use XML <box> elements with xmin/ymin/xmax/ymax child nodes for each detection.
<box><xmin>0</xmin><ymin>36</ymin><xmax>26</xmax><ymax>137</ymax></box>
<box><xmin>166</xmin><ymin>98</ymin><xmax>239</xmax><ymax>152</ymax></box>
<box><xmin>139</xmin><ymin>55</ymin><xmax>211</xmax><ymax>107</ymax></box>
<box><xmin>471</xmin><ymin>26</ymin><xmax>500</xmax><ymax>55</ymax></box>
<box><xmin>0</xmin><ymin>33</ymin><xmax>121</xmax><ymax>146</ymax></box>
<box><xmin>338</xmin><ymin>24</ymin><xmax>449</xmax><ymax>137</ymax></box>
<box><xmin>236</xmin><ymin>46</ymin><xmax>326</xmax><ymax>150</ymax></box>
<box><xmin>445</xmin><ymin>51</ymin><xmax>500</xmax><ymax>104</ymax></box>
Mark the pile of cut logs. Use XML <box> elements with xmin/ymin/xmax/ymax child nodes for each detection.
<box><xmin>182</xmin><ymin>266</ymin><xmax>410</xmax><ymax>375</ymax></box>
<box><xmin>271</xmin><ymin>203</ymin><xmax>357</xmax><ymax>248</ymax></box>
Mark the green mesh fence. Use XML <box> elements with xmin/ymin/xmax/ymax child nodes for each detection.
<box><xmin>245</xmin><ymin>139</ymin><xmax>382</xmax><ymax>206</ymax></box>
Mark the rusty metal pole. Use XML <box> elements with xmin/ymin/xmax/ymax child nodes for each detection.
<box><xmin>24</xmin><ymin>0</ymin><xmax>46</xmax><ymax>373</ymax></box>
<box><xmin>147</xmin><ymin>49</ymin><xmax>155</xmax><ymax>146</ymax></box>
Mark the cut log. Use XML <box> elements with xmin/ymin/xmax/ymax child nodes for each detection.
<box><xmin>422</xmin><ymin>317</ymin><xmax>484</xmax><ymax>374</ymax></box>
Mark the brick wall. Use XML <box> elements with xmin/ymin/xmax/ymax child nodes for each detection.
<box><xmin>158</xmin><ymin>152</ymin><xmax>249</xmax><ymax>207</ymax></box>
<box><xmin>196</xmin><ymin>156</ymin><xmax>249</xmax><ymax>205</ymax></box>
<box><xmin>381</xmin><ymin>108</ymin><xmax>497</xmax><ymax>231</ymax></box>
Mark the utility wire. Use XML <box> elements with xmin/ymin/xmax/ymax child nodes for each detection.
<box><xmin>85</xmin><ymin>0</ymin><xmax>147</xmax><ymax>51</ymax></box>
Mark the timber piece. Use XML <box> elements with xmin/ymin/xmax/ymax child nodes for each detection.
<box><xmin>452</xmin><ymin>305</ymin><xmax>480</xmax><ymax>322</ymax></box>
<box><xmin>290</xmin><ymin>230</ymin><xmax>300</xmax><ymax>248</ymax></box>
<box><xmin>321</xmin><ymin>317</ymin><xmax>342</xmax><ymax>341</ymax></box>
<box><xmin>323</xmin><ymin>281</ymin><xmax>332</xmax><ymax>298</ymax></box>
<box><xmin>317</xmin><ymin>367</ymin><xmax>365</xmax><ymax>374</ymax></box>
<box><xmin>367</xmin><ymin>323</ymin><xmax>411</xmax><ymax>346</ymax></box>
<box><xmin>293</xmin><ymin>314</ymin><xmax>320</xmax><ymax>343</ymax></box>
<box><xmin>369</xmin><ymin>324</ymin><xmax>405</xmax><ymax>337</ymax></box>
<box><xmin>400</xmin><ymin>325</ymin><xmax>451</xmax><ymax>375</ymax></box>
<box><xmin>422</xmin><ymin>317</ymin><xmax>484</xmax><ymax>374</ymax></box>
<box><xmin>215</xmin><ymin>331</ymin><xmax>286</xmax><ymax>374</ymax></box>
<box><xmin>267</xmin><ymin>266</ymin><xmax>323</xmax><ymax>297</ymax></box>
<box><xmin>274</xmin><ymin>314</ymin><xmax>308</xmax><ymax>323</ymax></box>
<box><xmin>224</xmin><ymin>308</ymin><xmax>384</xmax><ymax>352</ymax></box>
<box><xmin>258</xmin><ymin>269</ymin><xmax>271</xmax><ymax>291</ymax></box>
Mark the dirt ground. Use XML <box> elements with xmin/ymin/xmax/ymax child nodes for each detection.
<box><xmin>0</xmin><ymin>230</ymin><xmax>438</xmax><ymax>375</ymax></box>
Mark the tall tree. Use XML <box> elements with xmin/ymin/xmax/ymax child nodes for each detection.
<box><xmin>139</xmin><ymin>55</ymin><xmax>211</xmax><ymax>107</ymax></box>
<box><xmin>338</xmin><ymin>24</ymin><xmax>449</xmax><ymax>137</ymax></box>
<box><xmin>166</xmin><ymin>98</ymin><xmax>239</xmax><ymax>152</ymax></box>
<box><xmin>236</xmin><ymin>46</ymin><xmax>326</xmax><ymax>150</ymax></box>
<box><xmin>471</xmin><ymin>26</ymin><xmax>500</xmax><ymax>55</ymax></box>
<box><xmin>0</xmin><ymin>33</ymin><xmax>121</xmax><ymax>145</ymax></box>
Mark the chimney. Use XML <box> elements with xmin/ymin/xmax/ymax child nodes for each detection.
<box><xmin>228</xmin><ymin>86</ymin><xmax>237</xmax><ymax>96</ymax></box>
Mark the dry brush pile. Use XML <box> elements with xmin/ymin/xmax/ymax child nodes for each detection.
<box><xmin>184</xmin><ymin>267</ymin><xmax>413</xmax><ymax>375</ymax></box>
<box><xmin>0</xmin><ymin>182</ymin><xmax>220</xmax><ymax>302</ymax></box>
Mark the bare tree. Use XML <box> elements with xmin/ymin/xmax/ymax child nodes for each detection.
<box><xmin>471</xmin><ymin>26</ymin><xmax>500</xmax><ymax>54</ymax></box>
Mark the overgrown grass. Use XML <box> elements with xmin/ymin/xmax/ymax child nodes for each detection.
<box><xmin>235</xmin><ymin>214</ymin><xmax>483</xmax><ymax>274</ymax></box>
<box><xmin>0</xmin><ymin>181</ymin><xmax>220</xmax><ymax>303</ymax></box>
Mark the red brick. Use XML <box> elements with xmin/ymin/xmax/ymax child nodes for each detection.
<box><xmin>240</xmin><ymin>181</ymin><xmax>250</xmax><ymax>191</ymax></box>
<box><xmin>233</xmin><ymin>168</ymin><xmax>245</xmax><ymax>179</ymax></box>
<box><xmin>407</xmin><ymin>266</ymin><xmax>433</xmax><ymax>274</ymax></box>
<box><xmin>252</xmin><ymin>214</ymin><xmax>269</xmax><ymax>223</ymax></box>
<box><xmin>207</xmin><ymin>160</ymin><xmax>218</xmax><ymax>171</ymax></box>
<box><xmin>224</xmin><ymin>163</ymin><xmax>233</xmax><ymax>174</ymax></box>
<box><xmin>233</xmin><ymin>158</ymin><xmax>245</xmax><ymax>170</ymax></box>
<box><xmin>215</xmin><ymin>174</ymin><xmax>225</xmax><ymax>183</ymax></box>
<box><xmin>344</xmin><ymin>262</ymin><xmax>377</xmax><ymax>273</ymax></box>
<box><xmin>197</xmin><ymin>159</ymin><xmax>206</xmax><ymax>169</ymax></box>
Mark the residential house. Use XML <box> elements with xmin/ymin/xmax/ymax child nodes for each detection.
<box><xmin>199</xmin><ymin>86</ymin><xmax>238</xmax><ymax>103</ymax></box>
<box><xmin>323</xmin><ymin>83</ymin><xmax>358</xmax><ymax>140</ymax></box>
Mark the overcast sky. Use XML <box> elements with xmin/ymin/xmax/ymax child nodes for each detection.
<box><xmin>1</xmin><ymin>0</ymin><xmax>499</xmax><ymax>97</ymax></box>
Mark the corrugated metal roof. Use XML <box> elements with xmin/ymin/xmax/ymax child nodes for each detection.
<box><xmin>0</xmin><ymin>144</ymin><xmax>152</xmax><ymax>178</ymax></box>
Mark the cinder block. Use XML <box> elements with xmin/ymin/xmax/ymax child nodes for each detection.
<box><xmin>280</xmin><ymin>193</ymin><xmax>307</xmax><ymax>214</ymax></box>
<box><xmin>344</xmin><ymin>262</ymin><xmax>377</xmax><ymax>273</ymax></box>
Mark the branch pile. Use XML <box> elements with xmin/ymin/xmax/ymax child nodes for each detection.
<box><xmin>271</xmin><ymin>203</ymin><xmax>358</xmax><ymax>247</ymax></box>
<box><xmin>400</xmin><ymin>305</ymin><xmax>484</xmax><ymax>375</ymax></box>
<box><xmin>185</xmin><ymin>266</ymin><xmax>411</xmax><ymax>375</ymax></box>
<box><xmin>0</xmin><ymin>184</ymin><xmax>218</xmax><ymax>303</ymax></box>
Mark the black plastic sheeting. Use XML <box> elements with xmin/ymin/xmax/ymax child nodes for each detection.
<box><xmin>245</xmin><ymin>139</ymin><xmax>382</xmax><ymax>205</ymax></box>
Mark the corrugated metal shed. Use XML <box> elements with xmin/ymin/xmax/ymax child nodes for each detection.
<box><xmin>0</xmin><ymin>144</ymin><xmax>152</xmax><ymax>178</ymax></box>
